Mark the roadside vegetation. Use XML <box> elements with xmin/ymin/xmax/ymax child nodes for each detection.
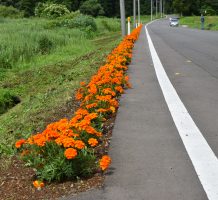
<box><xmin>180</xmin><ymin>16</ymin><xmax>218</xmax><ymax>30</ymax></box>
<box><xmin>0</xmin><ymin>14</ymin><xmax>121</xmax><ymax>161</ymax></box>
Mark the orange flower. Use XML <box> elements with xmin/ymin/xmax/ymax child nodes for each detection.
<box><xmin>15</xmin><ymin>139</ymin><xmax>26</xmax><ymax>148</ymax></box>
<box><xmin>64</xmin><ymin>148</ymin><xmax>77</xmax><ymax>159</ymax></box>
<box><xmin>86</xmin><ymin>103</ymin><xmax>98</xmax><ymax>109</ymax></box>
<box><xmin>21</xmin><ymin>150</ymin><xmax>29</xmax><ymax>157</ymax></box>
<box><xmin>99</xmin><ymin>155</ymin><xmax>111</xmax><ymax>170</ymax></box>
<box><xmin>88</xmin><ymin>138</ymin><xmax>98</xmax><ymax>147</ymax></box>
<box><xmin>75</xmin><ymin>140</ymin><xmax>85</xmax><ymax>149</ymax></box>
<box><xmin>115</xmin><ymin>86</ymin><xmax>124</xmax><ymax>94</ymax></box>
<box><xmin>80</xmin><ymin>81</ymin><xmax>86</xmax><ymax>86</ymax></box>
<box><xmin>62</xmin><ymin>137</ymin><xmax>75</xmax><ymax>148</ymax></box>
<box><xmin>33</xmin><ymin>180</ymin><xmax>44</xmax><ymax>190</ymax></box>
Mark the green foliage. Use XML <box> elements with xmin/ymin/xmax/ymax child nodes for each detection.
<box><xmin>38</xmin><ymin>36</ymin><xmax>53</xmax><ymax>54</ymax></box>
<box><xmin>0</xmin><ymin>5</ymin><xmax>24</xmax><ymax>18</ymax></box>
<box><xmin>20</xmin><ymin>138</ymin><xmax>96</xmax><ymax>182</ymax></box>
<box><xmin>35</xmin><ymin>3</ymin><xmax>70</xmax><ymax>19</ymax></box>
<box><xmin>80</xmin><ymin>0</ymin><xmax>104</xmax><ymax>17</ymax></box>
<box><xmin>71</xmin><ymin>14</ymin><xmax>97</xmax><ymax>32</ymax></box>
<box><xmin>180</xmin><ymin>16</ymin><xmax>218</xmax><ymax>30</ymax></box>
<box><xmin>19</xmin><ymin>0</ymin><xmax>39</xmax><ymax>17</ymax></box>
<box><xmin>201</xmin><ymin>5</ymin><xmax>216</xmax><ymax>16</ymax></box>
<box><xmin>0</xmin><ymin>89</ymin><xmax>20</xmax><ymax>115</ymax></box>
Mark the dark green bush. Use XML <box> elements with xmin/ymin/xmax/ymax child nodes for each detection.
<box><xmin>38</xmin><ymin>36</ymin><xmax>53</xmax><ymax>54</ymax></box>
<box><xmin>80</xmin><ymin>0</ymin><xmax>104</xmax><ymax>17</ymax></box>
<box><xmin>0</xmin><ymin>5</ymin><xmax>24</xmax><ymax>18</ymax></box>
<box><xmin>69</xmin><ymin>14</ymin><xmax>97</xmax><ymax>32</ymax></box>
<box><xmin>0</xmin><ymin>89</ymin><xmax>20</xmax><ymax>115</ymax></box>
<box><xmin>0</xmin><ymin>57</ymin><xmax>12</xmax><ymax>69</ymax></box>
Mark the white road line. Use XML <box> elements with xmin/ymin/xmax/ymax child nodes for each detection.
<box><xmin>145</xmin><ymin>25</ymin><xmax>218</xmax><ymax>200</ymax></box>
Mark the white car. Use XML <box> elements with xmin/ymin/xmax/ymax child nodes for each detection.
<box><xmin>170</xmin><ymin>18</ymin><xmax>179</xmax><ymax>27</ymax></box>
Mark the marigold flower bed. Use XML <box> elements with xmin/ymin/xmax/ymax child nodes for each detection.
<box><xmin>16</xmin><ymin>25</ymin><xmax>142</xmax><ymax>186</ymax></box>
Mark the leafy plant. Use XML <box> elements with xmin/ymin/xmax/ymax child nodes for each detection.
<box><xmin>0</xmin><ymin>5</ymin><xmax>24</xmax><ymax>18</ymax></box>
<box><xmin>38</xmin><ymin>36</ymin><xmax>53</xmax><ymax>54</ymax></box>
<box><xmin>35</xmin><ymin>3</ymin><xmax>70</xmax><ymax>19</ymax></box>
<box><xmin>0</xmin><ymin>89</ymin><xmax>20</xmax><ymax>114</ymax></box>
<box><xmin>80</xmin><ymin>0</ymin><xmax>104</xmax><ymax>17</ymax></box>
<box><xmin>69</xmin><ymin>14</ymin><xmax>97</xmax><ymax>32</ymax></box>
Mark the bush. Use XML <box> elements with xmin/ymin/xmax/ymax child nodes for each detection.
<box><xmin>68</xmin><ymin>14</ymin><xmax>97</xmax><ymax>32</ymax></box>
<box><xmin>80</xmin><ymin>0</ymin><xmax>104</xmax><ymax>17</ymax></box>
<box><xmin>0</xmin><ymin>5</ymin><xmax>24</xmax><ymax>18</ymax></box>
<box><xmin>35</xmin><ymin>3</ymin><xmax>70</xmax><ymax>19</ymax></box>
<box><xmin>0</xmin><ymin>89</ymin><xmax>20</xmax><ymax>115</ymax></box>
<box><xmin>0</xmin><ymin>57</ymin><xmax>12</xmax><ymax>69</ymax></box>
<box><xmin>38</xmin><ymin>36</ymin><xmax>53</xmax><ymax>54</ymax></box>
<box><xmin>201</xmin><ymin>5</ymin><xmax>216</xmax><ymax>16</ymax></box>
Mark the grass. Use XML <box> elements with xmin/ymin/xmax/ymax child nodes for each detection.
<box><xmin>179</xmin><ymin>16</ymin><xmax>218</xmax><ymax>30</ymax></box>
<box><xmin>0</xmin><ymin>16</ymin><xmax>121</xmax><ymax>158</ymax></box>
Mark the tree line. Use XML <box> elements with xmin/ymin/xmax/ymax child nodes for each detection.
<box><xmin>0</xmin><ymin>0</ymin><xmax>217</xmax><ymax>17</ymax></box>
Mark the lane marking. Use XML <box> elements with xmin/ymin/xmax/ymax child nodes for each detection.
<box><xmin>145</xmin><ymin>24</ymin><xmax>218</xmax><ymax>200</ymax></box>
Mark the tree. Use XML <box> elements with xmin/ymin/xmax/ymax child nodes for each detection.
<box><xmin>80</xmin><ymin>0</ymin><xmax>104</xmax><ymax>17</ymax></box>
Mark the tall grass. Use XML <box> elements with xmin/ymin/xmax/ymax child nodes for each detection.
<box><xmin>180</xmin><ymin>16</ymin><xmax>218</xmax><ymax>30</ymax></box>
<box><xmin>0</xmin><ymin>18</ymin><xmax>94</xmax><ymax>70</ymax></box>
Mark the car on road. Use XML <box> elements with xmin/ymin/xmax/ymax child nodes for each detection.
<box><xmin>169</xmin><ymin>18</ymin><xmax>179</xmax><ymax>27</ymax></box>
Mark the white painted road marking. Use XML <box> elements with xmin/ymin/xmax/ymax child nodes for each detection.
<box><xmin>145</xmin><ymin>25</ymin><xmax>218</xmax><ymax>200</ymax></box>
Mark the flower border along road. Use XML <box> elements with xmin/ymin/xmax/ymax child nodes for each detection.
<box><xmin>15</xmin><ymin>25</ymin><xmax>142</xmax><ymax>188</ymax></box>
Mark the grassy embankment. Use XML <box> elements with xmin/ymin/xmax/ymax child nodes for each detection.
<box><xmin>0</xmin><ymin>17</ymin><xmax>122</xmax><ymax>161</ymax></box>
<box><xmin>180</xmin><ymin>16</ymin><xmax>218</xmax><ymax>30</ymax></box>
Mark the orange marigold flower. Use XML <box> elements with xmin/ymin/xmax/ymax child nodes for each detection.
<box><xmin>75</xmin><ymin>140</ymin><xmax>85</xmax><ymax>149</ymax></box>
<box><xmin>15</xmin><ymin>139</ymin><xmax>26</xmax><ymax>148</ymax></box>
<box><xmin>75</xmin><ymin>91</ymin><xmax>83</xmax><ymax>100</ymax></box>
<box><xmin>33</xmin><ymin>180</ymin><xmax>44</xmax><ymax>190</ymax></box>
<box><xmin>99</xmin><ymin>155</ymin><xmax>111</xmax><ymax>171</ymax></box>
<box><xmin>62</xmin><ymin>137</ymin><xmax>75</xmax><ymax>148</ymax></box>
<box><xmin>86</xmin><ymin>103</ymin><xmax>97</xmax><ymax>109</ymax></box>
<box><xmin>64</xmin><ymin>148</ymin><xmax>77</xmax><ymax>159</ymax></box>
<box><xmin>88</xmin><ymin>138</ymin><xmax>98</xmax><ymax>147</ymax></box>
<box><xmin>115</xmin><ymin>86</ymin><xmax>124</xmax><ymax>93</ymax></box>
<box><xmin>110</xmin><ymin>106</ymin><xmax>116</xmax><ymax>113</ymax></box>
<box><xmin>80</xmin><ymin>81</ymin><xmax>86</xmax><ymax>86</ymax></box>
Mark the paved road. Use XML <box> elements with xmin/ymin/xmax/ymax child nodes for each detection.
<box><xmin>61</xmin><ymin>20</ymin><xmax>218</xmax><ymax>200</ymax></box>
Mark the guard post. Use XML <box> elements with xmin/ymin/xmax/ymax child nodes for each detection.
<box><xmin>128</xmin><ymin>17</ymin><xmax>131</xmax><ymax>35</ymax></box>
<box><xmin>201</xmin><ymin>14</ymin><xmax>205</xmax><ymax>30</ymax></box>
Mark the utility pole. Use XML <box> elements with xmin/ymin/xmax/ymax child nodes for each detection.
<box><xmin>138</xmin><ymin>0</ymin><xmax>140</xmax><ymax>25</ymax></box>
<box><xmin>156</xmin><ymin>0</ymin><xmax>157</xmax><ymax>18</ymax></box>
<box><xmin>160</xmin><ymin>0</ymin><xmax>162</xmax><ymax>18</ymax></box>
<box><xmin>120</xmin><ymin>0</ymin><xmax>126</xmax><ymax>36</ymax></box>
<box><xmin>133</xmin><ymin>0</ymin><xmax>136</xmax><ymax>28</ymax></box>
<box><xmin>151</xmin><ymin>0</ymin><xmax>153</xmax><ymax>21</ymax></box>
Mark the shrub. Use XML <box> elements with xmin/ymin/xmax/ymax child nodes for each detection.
<box><xmin>0</xmin><ymin>57</ymin><xmax>12</xmax><ymax>69</ymax></box>
<box><xmin>201</xmin><ymin>5</ymin><xmax>216</xmax><ymax>16</ymax></box>
<box><xmin>0</xmin><ymin>89</ymin><xmax>20</xmax><ymax>115</ymax></box>
<box><xmin>0</xmin><ymin>5</ymin><xmax>24</xmax><ymax>18</ymax></box>
<box><xmin>38</xmin><ymin>36</ymin><xmax>53</xmax><ymax>54</ymax></box>
<box><xmin>35</xmin><ymin>3</ymin><xmax>70</xmax><ymax>19</ymax></box>
<box><xmin>80</xmin><ymin>0</ymin><xmax>104</xmax><ymax>17</ymax></box>
<box><xmin>68</xmin><ymin>14</ymin><xmax>97</xmax><ymax>32</ymax></box>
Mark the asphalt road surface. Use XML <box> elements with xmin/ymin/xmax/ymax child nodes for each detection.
<box><xmin>62</xmin><ymin>19</ymin><xmax>218</xmax><ymax>200</ymax></box>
